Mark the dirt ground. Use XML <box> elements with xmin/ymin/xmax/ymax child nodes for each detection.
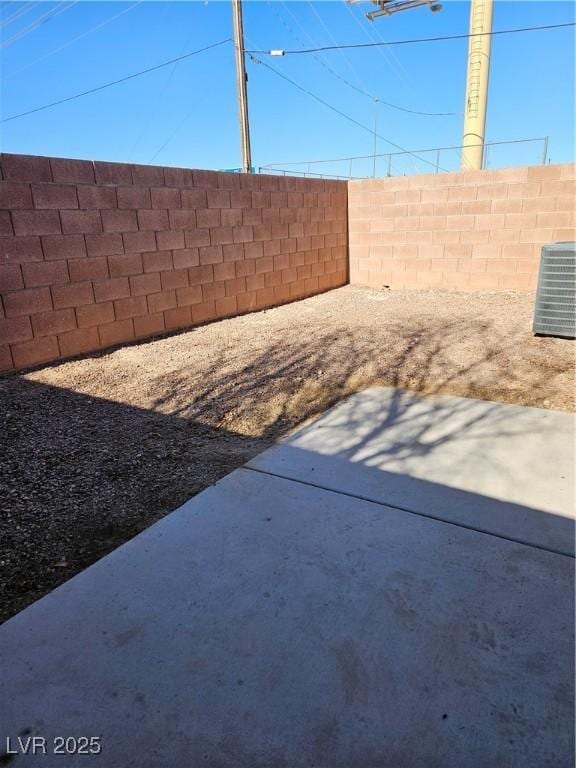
<box><xmin>1</xmin><ymin>285</ymin><xmax>574</xmax><ymax>623</ymax></box>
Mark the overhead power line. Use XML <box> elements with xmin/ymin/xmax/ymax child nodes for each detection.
<box><xmin>307</xmin><ymin>54</ymin><xmax>457</xmax><ymax>116</ymax></box>
<box><xmin>246</xmin><ymin>22</ymin><xmax>576</xmax><ymax>55</ymax></box>
<box><xmin>149</xmin><ymin>104</ymin><xmax>199</xmax><ymax>164</ymax></box>
<box><xmin>272</xmin><ymin>1</ymin><xmax>454</xmax><ymax>117</ymax></box>
<box><xmin>343</xmin><ymin>0</ymin><xmax>415</xmax><ymax>90</ymax></box>
<box><xmin>1</xmin><ymin>39</ymin><xmax>231</xmax><ymax>123</ymax></box>
<box><xmin>304</xmin><ymin>0</ymin><xmax>368</xmax><ymax>94</ymax></box>
<box><xmin>5</xmin><ymin>1</ymin><xmax>144</xmax><ymax>79</ymax></box>
<box><xmin>128</xmin><ymin>2</ymin><xmax>195</xmax><ymax>160</ymax></box>
<box><xmin>0</xmin><ymin>2</ymin><xmax>42</xmax><ymax>30</ymax></box>
<box><xmin>248</xmin><ymin>54</ymin><xmax>448</xmax><ymax>172</ymax></box>
<box><xmin>1</xmin><ymin>2</ymin><xmax>78</xmax><ymax>49</ymax></box>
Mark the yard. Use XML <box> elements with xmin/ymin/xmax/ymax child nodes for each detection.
<box><xmin>1</xmin><ymin>284</ymin><xmax>574</xmax><ymax>623</ymax></box>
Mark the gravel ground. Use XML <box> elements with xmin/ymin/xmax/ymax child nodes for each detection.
<box><xmin>1</xmin><ymin>285</ymin><xmax>574</xmax><ymax>623</ymax></box>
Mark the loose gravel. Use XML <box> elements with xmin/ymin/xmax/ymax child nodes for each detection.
<box><xmin>1</xmin><ymin>285</ymin><xmax>574</xmax><ymax>623</ymax></box>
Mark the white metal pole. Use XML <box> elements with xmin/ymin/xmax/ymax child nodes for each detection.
<box><xmin>461</xmin><ymin>0</ymin><xmax>494</xmax><ymax>170</ymax></box>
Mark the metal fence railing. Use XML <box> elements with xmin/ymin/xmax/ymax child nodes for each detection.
<box><xmin>257</xmin><ymin>168</ymin><xmax>359</xmax><ymax>180</ymax></box>
<box><xmin>258</xmin><ymin>136</ymin><xmax>550</xmax><ymax>181</ymax></box>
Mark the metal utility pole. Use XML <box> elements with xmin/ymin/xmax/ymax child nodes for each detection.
<box><xmin>231</xmin><ymin>0</ymin><xmax>252</xmax><ymax>173</ymax></box>
<box><xmin>461</xmin><ymin>0</ymin><xmax>494</xmax><ymax>170</ymax></box>
<box><xmin>373</xmin><ymin>100</ymin><xmax>378</xmax><ymax>177</ymax></box>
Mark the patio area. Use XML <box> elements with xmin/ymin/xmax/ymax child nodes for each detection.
<box><xmin>1</xmin><ymin>385</ymin><xmax>573</xmax><ymax>766</ymax></box>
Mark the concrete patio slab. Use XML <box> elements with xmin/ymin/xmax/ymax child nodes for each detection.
<box><xmin>248</xmin><ymin>388</ymin><xmax>576</xmax><ymax>556</ymax></box>
<box><xmin>1</xmin><ymin>389</ymin><xmax>574</xmax><ymax>767</ymax></box>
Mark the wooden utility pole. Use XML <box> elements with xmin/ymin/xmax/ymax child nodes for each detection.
<box><xmin>231</xmin><ymin>0</ymin><xmax>252</xmax><ymax>173</ymax></box>
<box><xmin>461</xmin><ymin>0</ymin><xmax>494</xmax><ymax>170</ymax></box>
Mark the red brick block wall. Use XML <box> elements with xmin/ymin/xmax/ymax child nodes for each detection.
<box><xmin>348</xmin><ymin>163</ymin><xmax>575</xmax><ymax>292</ymax></box>
<box><xmin>0</xmin><ymin>154</ymin><xmax>347</xmax><ymax>371</ymax></box>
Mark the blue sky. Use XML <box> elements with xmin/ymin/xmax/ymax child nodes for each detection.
<box><xmin>1</xmin><ymin>1</ymin><xmax>574</xmax><ymax>176</ymax></box>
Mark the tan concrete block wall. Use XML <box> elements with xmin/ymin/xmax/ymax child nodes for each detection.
<box><xmin>348</xmin><ymin>163</ymin><xmax>575</xmax><ymax>292</ymax></box>
<box><xmin>0</xmin><ymin>154</ymin><xmax>348</xmax><ymax>372</ymax></box>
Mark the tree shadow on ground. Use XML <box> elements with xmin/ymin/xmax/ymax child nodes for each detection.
<box><xmin>147</xmin><ymin>315</ymin><xmax>570</xmax><ymax>439</ymax></box>
<box><xmin>0</xmin><ymin>311</ymin><xmax>572</xmax><ymax>622</ymax></box>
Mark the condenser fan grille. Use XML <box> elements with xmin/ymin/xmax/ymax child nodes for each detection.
<box><xmin>533</xmin><ymin>243</ymin><xmax>576</xmax><ymax>339</ymax></box>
